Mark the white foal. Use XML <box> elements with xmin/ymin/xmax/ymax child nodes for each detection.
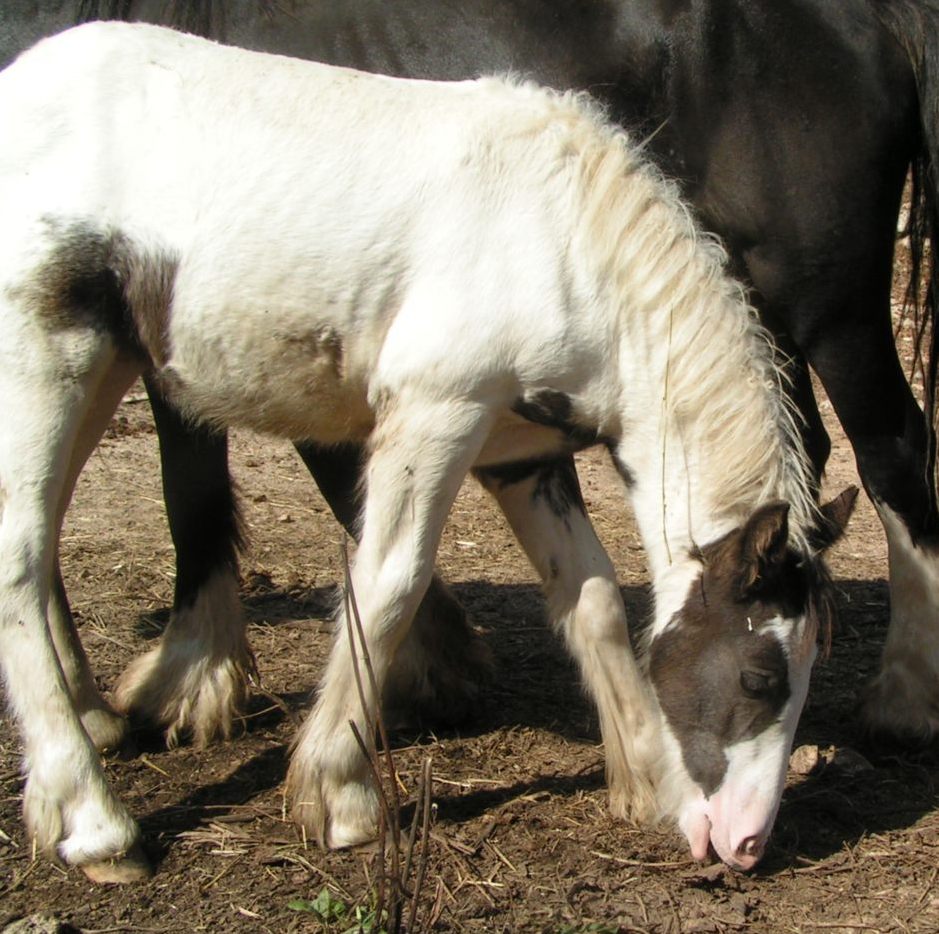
<box><xmin>0</xmin><ymin>22</ymin><xmax>851</xmax><ymax>880</ymax></box>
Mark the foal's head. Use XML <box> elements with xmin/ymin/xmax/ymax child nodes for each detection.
<box><xmin>647</xmin><ymin>488</ymin><xmax>856</xmax><ymax>870</ymax></box>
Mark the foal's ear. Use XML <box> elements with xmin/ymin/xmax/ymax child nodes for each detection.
<box><xmin>809</xmin><ymin>485</ymin><xmax>858</xmax><ymax>552</ymax></box>
<box><xmin>736</xmin><ymin>501</ymin><xmax>790</xmax><ymax>598</ymax></box>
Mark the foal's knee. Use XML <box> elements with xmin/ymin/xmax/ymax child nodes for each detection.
<box><xmin>554</xmin><ymin>574</ymin><xmax>628</xmax><ymax>646</ymax></box>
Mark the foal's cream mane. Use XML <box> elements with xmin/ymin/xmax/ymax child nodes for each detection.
<box><xmin>489</xmin><ymin>78</ymin><xmax>819</xmax><ymax>550</ymax></box>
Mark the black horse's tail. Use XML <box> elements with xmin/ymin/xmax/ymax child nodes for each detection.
<box><xmin>878</xmin><ymin>2</ymin><xmax>939</xmax><ymax>487</ymax></box>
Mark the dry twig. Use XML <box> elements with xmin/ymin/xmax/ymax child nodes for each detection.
<box><xmin>341</xmin><ymin>538</ymin><xmax>437</xmax><ymax>931</ymax></box>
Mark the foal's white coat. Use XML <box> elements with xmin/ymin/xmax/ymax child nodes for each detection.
<box><xmin>0</xmin><ymin>22</ymin><xmax>820</xmax><ymax>879</ymax></box>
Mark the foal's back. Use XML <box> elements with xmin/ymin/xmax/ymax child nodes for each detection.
<box><xmin>0</xmin><ymin>22</ymin><xmax>604</xmax><ymax>441</ymax></box>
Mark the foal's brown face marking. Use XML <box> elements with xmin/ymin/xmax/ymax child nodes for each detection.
<box><xmin>649</xmin><ymin>503</ymin><xmax>816</xmax><ymax>795</ymax></box>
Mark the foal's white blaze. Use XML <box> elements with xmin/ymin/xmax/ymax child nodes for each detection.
<box><xmin>664</xmin><ymin>621</ymin><xmax>815</xmax><ymax>870</ymax></box>
<box><xmin>716</xmin><ymin>633</ymin><xmax>812</xmax><ymax>869</ymax></box>
<box><xmin>643</xmin><ymin>488</ymin><xmax>844</xmax><ymax>871</ymax></box>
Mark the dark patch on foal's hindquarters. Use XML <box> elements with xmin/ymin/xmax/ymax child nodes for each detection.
<box><xmin>22</xmin><ymin>218</ymin><xmax>178</xmax><ymax>363</ymax></box>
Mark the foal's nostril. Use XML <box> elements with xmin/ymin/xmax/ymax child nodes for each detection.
<box><xmin>737</xmin><ymin>836</ymin><xmax>765</xmax><ymax>861</ymax></box>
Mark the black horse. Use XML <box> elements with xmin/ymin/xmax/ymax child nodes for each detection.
<box><xmin>4</xmin><ymin>0</ymin><xmax>937</xmax><ymax>749</ymax></box>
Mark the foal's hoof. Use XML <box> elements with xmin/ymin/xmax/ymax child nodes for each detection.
<box><xmin>287</xmin><ymin>759</ymin><xmax>380</xmax><ymax>851</ymax></box>
<box><xmin>80</xmin><ymin>843</ymin><xmax>152</xmax><ymax>884</ymax></box>
<box><xmin>80</xmin><ymin>705</ymin><xmax>128</xmax><ymax>753</ymax></box>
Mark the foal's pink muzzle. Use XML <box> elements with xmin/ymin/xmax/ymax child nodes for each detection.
<box><xmin>679</xmin><ymin>780</ymin><xmax>780</xmax><ymax>871</ymax></box>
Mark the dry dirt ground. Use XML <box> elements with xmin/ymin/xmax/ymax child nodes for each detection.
<box><xmin>2</xmin><ymin>297</ymin><xmax>939</xmax><ymax>931</ymax></box>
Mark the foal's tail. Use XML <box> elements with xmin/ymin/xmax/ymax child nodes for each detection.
<box><xmin>878</xmin><ymin>1</ymin><xmax>939</xmax><ymax>496</ymax></box>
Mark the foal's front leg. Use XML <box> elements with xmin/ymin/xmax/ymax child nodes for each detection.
<box><xmin>476</xmin><ymin>458</ymin><xmax>659</xmax><ymax>823</ymax></box>
<box><xmin>287</xmin><ymin>398</ymin><xmax>492</xmax><ymax>848</ymax></box>
<box><xmin>294</xmin><ymin>440</ymin><xmax>492</xmax><ymax>729</ymax></box>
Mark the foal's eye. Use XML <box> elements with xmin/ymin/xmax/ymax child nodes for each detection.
<box><xmin>740</xmin><ymin>669</ymin><xmax>779</xmax><ymax>698</ymax></box>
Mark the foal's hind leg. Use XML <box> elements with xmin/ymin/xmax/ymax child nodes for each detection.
<box><xmin>475</xmin><ymin>458</ymin><xmax>659</xmax><ymax>823</ymax></box>
<box><xmin>47</xmin><ymin>365</ymin><xmax>144</xmax><ymax>753</ymax></box>
<box><xmin>295</xmin><ymin>441</ymin><xmax>492</xmax><ymax>729</ymax></box>
<box><xmin>49</xmin><ymin>553</ymin><xmax>127</xmax><ymax>754</ymax></box>
<box><xmin>0</xmin><ymin>328</ymin><xmax>147</xmax><ymax>881</ymax></box>
<box><xmin>287</xmin><ymin>398</ymin><xmax>492</xmax><ymax>848</ymax></box>
<box><xmin>112</xmin><ymin>379</ymin><xmax>256</xmax><ymax>747</ymax></box>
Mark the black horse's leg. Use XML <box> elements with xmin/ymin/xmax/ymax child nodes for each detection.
<box><xmin>112</xmin><ymin>377</ymin><xmax>257</xmax><ymax>746</ymax></box>
<box><xmin>748</xmin><ymin>158</ymin><xmax>939</xmax><ymax>746</ymax></box>
<box><xmin>682</xmin><ymin>24</ymin><xmax>935</xmax><ymax>744</ymax></box>
<box><xmin>752</xmin><ymin>233</ymin><xmax>939</xmax><ymax>747</ymax></box>
<box><xmin>805</xmin><ymin>309</ymin><xmax>939</xmax><ymax>746</ymax></box>
<box><xmin>294</xmin><ymin>440</ymin><xmax>491</xmax><ymax>728</ymax></box>
<box><xmin>784</xmin><ymin>348</ymin><xmax>830</xmax><ymax>490</ymax></box>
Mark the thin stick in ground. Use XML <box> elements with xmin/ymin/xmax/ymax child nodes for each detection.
<box><xmin>341</xmin><ymin>538</ymin><xmax>436</xmax><ymax>931</ymax></box>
